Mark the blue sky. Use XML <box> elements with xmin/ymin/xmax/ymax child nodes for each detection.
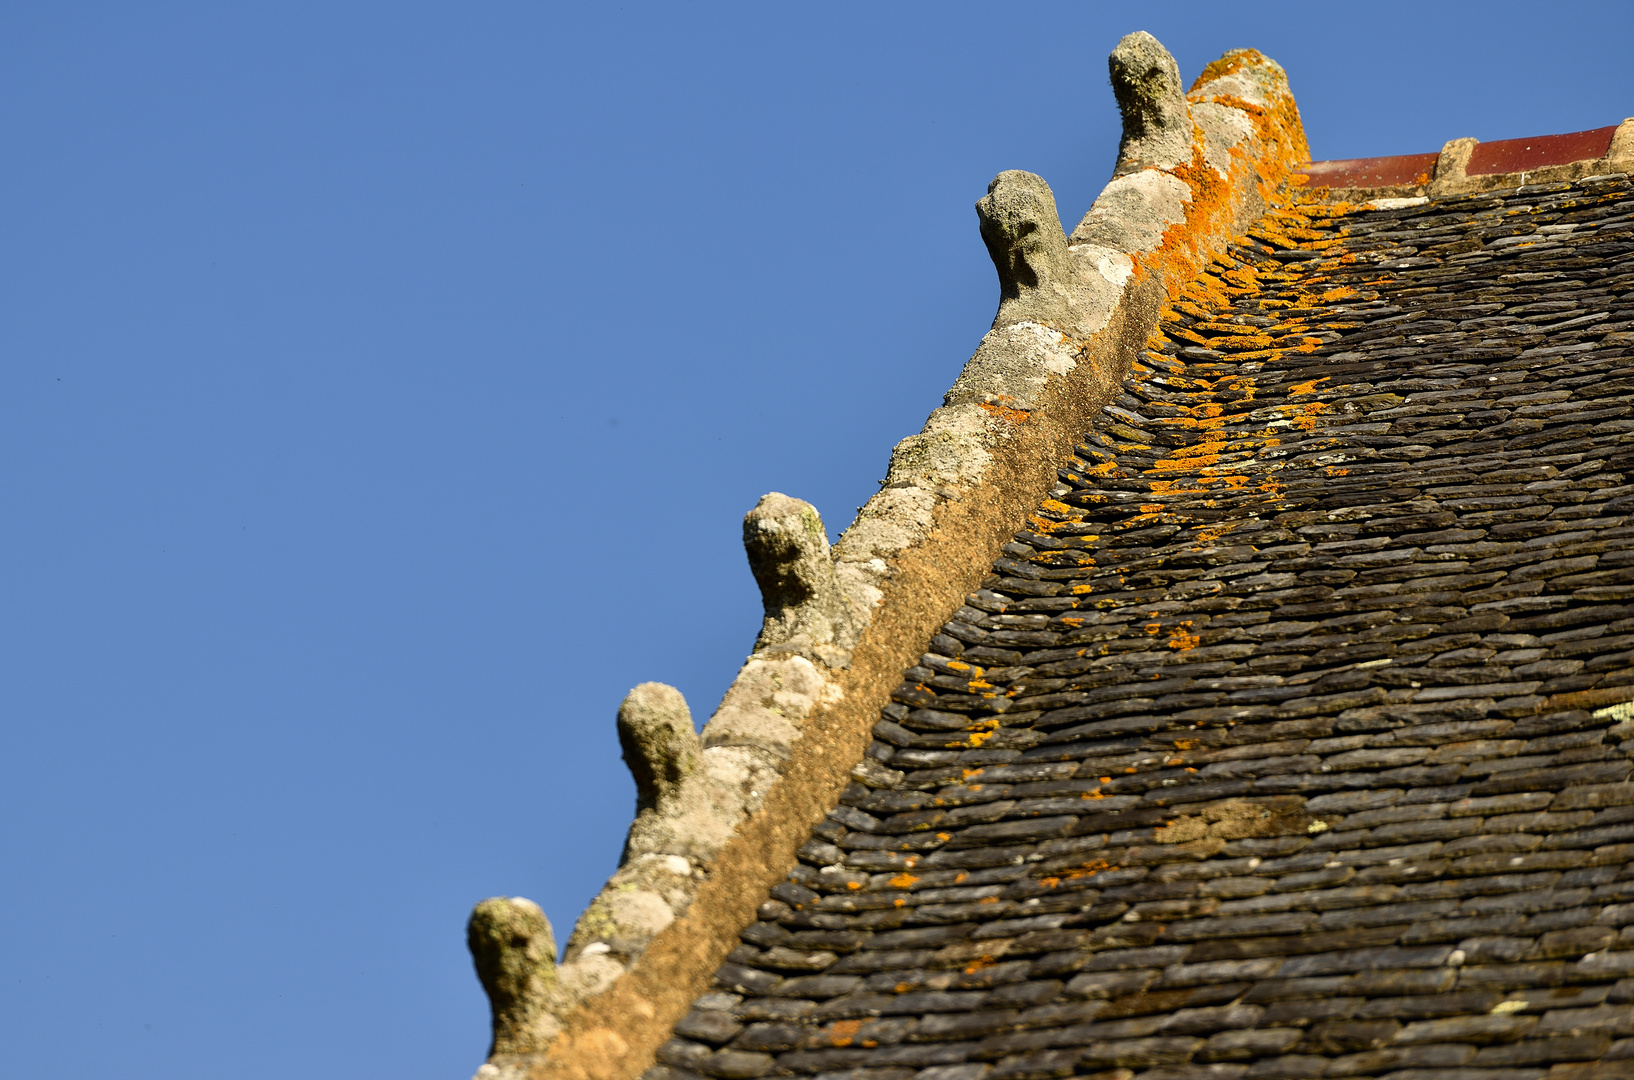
<box><xmin>3</xmin><ymin>3</ymin><xmax>1630</xmax><ymax>1077</ymax></box>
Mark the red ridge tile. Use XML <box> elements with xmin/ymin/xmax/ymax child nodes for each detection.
<box><xmin>1466</xmin><ymin>125</ymin><xmax>1619</xmax><ymax>175</ymax></box>
<box><xmin>1295</xmin><ymin>152</ymin><xmax>1436</xmax><ymax>189</ymax></box>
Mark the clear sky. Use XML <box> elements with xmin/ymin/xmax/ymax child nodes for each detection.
<box><xmin>3</xmin><ymin>3</ymin><xmax>1631</xmax><ymax>1077</ymax></box>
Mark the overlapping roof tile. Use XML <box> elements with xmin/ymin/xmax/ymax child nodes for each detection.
<box><xmin>648</xmin><ymin>174</ymin><xmax>1634</xmax><ymax>1080</ymax></box>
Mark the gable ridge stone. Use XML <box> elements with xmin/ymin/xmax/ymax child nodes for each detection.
<box><xmin>471</xmin><ymin>30</ymin><xmax>1313</xmax><ymax>1080</ymax></box>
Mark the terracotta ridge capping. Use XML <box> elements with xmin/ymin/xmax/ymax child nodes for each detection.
<box><xmin>1297</xmin><ymin>118</ymin><xmax>1634</xmax><ymax>203</ymax></box>
<box><xmin>465</xmin><ymin>30</ymin><xmax>1309</xmax><ymax>1080</ymax></box>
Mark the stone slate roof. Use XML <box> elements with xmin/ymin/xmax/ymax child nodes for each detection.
<box><xmin>647</xmin><ymin>174</ymin><xmax>1634</xmax><ymax>1080</ymax></box>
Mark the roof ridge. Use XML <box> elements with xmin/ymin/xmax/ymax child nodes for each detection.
<box><xmin>466</xmin><ymin>30</ymin><xmax>1312</xmax><ymax>1080</ymax></box>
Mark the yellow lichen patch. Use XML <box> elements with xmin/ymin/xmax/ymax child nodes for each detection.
<box><xmin>1294</xmin><ymin>401</ymin><xmax>1331</xmax><ymax>430</ymax></box>
<box><xmin>1146</xmin><ymin>479</ymin><xmax>1208</xmax><ymax>497</ymax></box>
<box><xmin>978</xmin><ymin>401</ymin><xmax>1029</xmax><ymax>424</ymax></box>
<box><xmin>1057</xmin><ymin>859</ymin><xmax>1111</xmax><ymax>881</ymax></box>
<box><xmin>1152</xmin><ymin>413</ymin><xmax>1227</xmax><ymax>431</ymax></box>
<box><xmin>1213</xmin><ymin>334</ymin><xmax>1275</xmax><ymax>351</ymax></box>
<box><xmin>889</xmin><ymin>873</ymin><xmax>918</xmax><ymax>889</ymax></box>
<box><xmin>1288</xmin><ymin>377</ymin><xmax>1329</xmax><ymax>396</ymax></box>
<box><xmin>1168</xmin><ymin>622</ymin><xmax>1200</xmax><ymax>651</ymax></box>
<box><xmin>826</xmin><ymin>1019</ymin><xmax>865</xmax><ymax>1047</ymax></box>
<box><xmin>1192</xmin><ymin>520</ymin><xmax>1244</xmax><ymax>546</ymax></box>
<box><xmin>1193</xmin><ymin>321</ymin><xmax>1268</xmax><ymax>336</ymax></box>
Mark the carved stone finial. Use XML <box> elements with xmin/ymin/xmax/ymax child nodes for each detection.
<box><xmin>1108</xmin><ymin>31</ymin><xmax>1192</xmax><ymax>175</ymax></box>
<box><xmin>743</xmin><ymin>493</ymin><xmax>854</xmax><ymax>658</ymax></box>
<box><xmin>467</xmin><ymin>896</ymin><xmax>556</xmax><ymax>1056</ymax></box>
<box><xmin>976</xmin><ymin>170</ymin><xmax>1078</xmax><ymax>332</ymax></box>
<box><xmin>616</xmin><ymin>682</ymin><xmax>699</xmax><ymax>817</ymax></box>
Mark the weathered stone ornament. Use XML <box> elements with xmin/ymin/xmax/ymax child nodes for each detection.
<box><xmin>742</xmin><ymin>493</ymin><xmax>857</xmax><ymax>663</ymax></box>
<box><xmin>467</xmin><ymin>896</ymin><xmax>556</xmax><ymax>1057</ymax></box>
<box><xmin>1108</xmin><ymin>29</ymin><xmax>1193</xmax><ymax>175</ymax></box>
<box><xmin>617</xmin><ymin>682</ymin><xmax>700</xmax><ymax>824</ymax></box>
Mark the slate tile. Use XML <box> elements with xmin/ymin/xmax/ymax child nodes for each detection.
<box><xmin>668</xmin><ymin>176</ymin><xmax>1634</xmax><ymax>1080</ymax></box>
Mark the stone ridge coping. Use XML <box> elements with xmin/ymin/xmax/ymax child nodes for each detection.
<box><xmin>1297</xmin><ymin>119</ymin><xmax>1634</xmax><ymax>202</ymax></box>
<box><xmin>473</xmin><ymin>33</ymin><xmax>1310</xmax><ymax>1080</ymax></box>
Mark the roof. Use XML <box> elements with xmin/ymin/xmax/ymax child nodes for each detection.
<box><xmin>462</xmin><ymin>31</ymin><xmax>1634</xmax><ymax>1080</ymax></box>
<box><xmin>645</xmin><ymin>171</ymin><xmax>1634</xmax><ymax>1080</ymax></box>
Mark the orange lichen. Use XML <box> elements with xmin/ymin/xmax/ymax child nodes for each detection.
<box><xmin>978</xmin><ymin>401</ymin><xmax>1029</xmax><ymax>424</ymax></box>
<box><xmin>1058</xmin><ymin>859</ymin><xmax>1112</xmax><ymax>881</ymax></box>
<box><xmin>827</xmin><ymin>1020</ymin><xmax>865</xmax><ymax>1046</ymax></box>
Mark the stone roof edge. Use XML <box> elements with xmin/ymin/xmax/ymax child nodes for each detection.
<box><xmin>467</xmin><ymin>31</ymin><xmax>1311</xmax><ymax>1080</ymax></box>
<box><xmin>1308</xmin><ymin>119</ymin><xmax>1634</xmax><ymax>204</ymax></box>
